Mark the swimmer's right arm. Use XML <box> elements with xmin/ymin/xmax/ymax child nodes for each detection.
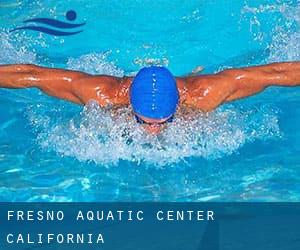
<box><xmin>0</xmin><ymin>64</ymin><xmax>88</xmax><ymax>104</ymax></box>
<box><xmin>0</xmin><ymin>64</ymin><xmax>129</xmax><ymax>106</ymax></box>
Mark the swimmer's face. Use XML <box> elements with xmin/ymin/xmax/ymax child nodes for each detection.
<box><xmin>135</xmin><ymin>114</ymin><xmax>171</xmax><ymax>135</ymax></box>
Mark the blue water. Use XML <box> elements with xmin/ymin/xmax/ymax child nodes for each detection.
<box><xmin>0</xmin><ymin>0</ymin><xmax>299</xmax><ymax>201</ymax></box>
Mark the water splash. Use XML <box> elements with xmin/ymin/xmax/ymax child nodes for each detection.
<box><xmin>133</xmin><ymin>57</ymin><xmax>169</xmax><ymax>67</ymax></box>
<box><xmin>0</xmin><ymin>31</ymin><xmax>36</xmax><ymax>64</ymax></box>
<box><xmin>268</xmin><ymin>4</ymin><xmax>300</xmax><ymax>62</ymax></box>
<box><xmin>26</xmin><ymin>101</ymin><xmax>281</xmax><ymax>167</ymax></box>
<box><xmin>67</xmin><ymin>51</ymin><xmax>124</xmax><ymax>76</ymax></box>
<box><xmin>181</xmin><ymin>8</ymin><xmax>201</xmax><ymax>23</ymax></box>
<box><xmin>242</xmin><ymin>2</ymin><xmax>300</xmax><ymax>62</ymax></box>
<box><xmin>242</xmin><ymin>3</ymin><xmax>288</xmax><ymax>15</ymax></box>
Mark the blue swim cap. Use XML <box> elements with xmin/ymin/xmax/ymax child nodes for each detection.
<box><xmin>130</xmin><ymin>66</ymin><xmax>179</xmax><ymax>120</ymax></box>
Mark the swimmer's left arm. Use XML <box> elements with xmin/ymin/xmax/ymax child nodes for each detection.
<box><xmin>182</xmin><ymin>62</ymin><xmax>300</xmax><ymax>111</ymax></box>
<box><xmin>224</xmin><ymin>62</ymin><xmax>300</xmax><ymax>102</ymax></box>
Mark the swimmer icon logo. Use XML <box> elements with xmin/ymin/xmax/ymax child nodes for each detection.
<box><xmin>10</xmin><ymin>10</ymin><xmax>85</xmax><ymax>36</ymax></box>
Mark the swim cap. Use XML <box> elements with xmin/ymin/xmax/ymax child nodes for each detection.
<box><xmin>130</xmin><ymin>66</ymin><xmax>179</xmax><ymax>120</ymax></box>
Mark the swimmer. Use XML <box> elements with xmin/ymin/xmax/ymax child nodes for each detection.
<box><xmin>0</xmin><ymin>62</ymin><xmax>300</xmax><ymax>134</ymax></box>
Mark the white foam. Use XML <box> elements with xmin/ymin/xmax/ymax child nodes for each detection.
<box><xmin>268</xmin><ymin>5</ymin><xmax>300</xmax><ymax>62</ymax></box>
<box><xmin>67</xmin><ymin>51</ymin><xmax>124</xmax><ymax>76</ymax></box>
<box><xmin>26</xmin><ymin>101</ymin><xmax>281</xmax><ymax>167</ymax></box>
<box><xmin>0</xmin><ymin>31</ymin><xmax>36</xmax><ymax>64</ymax></box>
<box><xmin>242</xmin><ymin>2</ymin><xmax>300</xmax><ymax>62</ymax></box>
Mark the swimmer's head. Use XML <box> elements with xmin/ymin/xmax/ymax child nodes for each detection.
<box><xmin>129</xmin><ymin>66</ymin><xmax>179</xmax><ymax>131</ymax></box>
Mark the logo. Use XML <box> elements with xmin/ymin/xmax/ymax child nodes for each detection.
<box><xmin>10</xmin><ymin>10</ymin><xmax>85</xmax><ymax>36</ymax></box>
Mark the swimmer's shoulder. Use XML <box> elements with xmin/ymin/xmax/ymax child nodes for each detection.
<box><xmin>176</xmin><ymin>73</ymin><xmax>237</xmax><ymax>112</ymax></box>
<box><xmin>176</xmin><ymin>75</ymin><xmax>212</xmax><ymax>106</ymax></box>
<box><xmin>72</xmin><ymin>75</ymin><xmax>132</xmax><ymax>106</ymax></box>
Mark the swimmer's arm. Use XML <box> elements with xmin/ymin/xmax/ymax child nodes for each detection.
<box><xmin>224</xmin><ymin>62</ymin><xmax>300</xmax><ymax>101</ymax></box>
<box><xmin>0</xmin><ymin>64</ymin><xmax>128</xmax><ymax>105</ymax></box>
<box><xmin>0</xmin><ymin>64</ymin><xmax>89</xmax><ymax>103</ymax></box>
<box><xmin>182</xmin><ymin>62</ymin><xmax>300</xmax><ymax>111</ymax></box>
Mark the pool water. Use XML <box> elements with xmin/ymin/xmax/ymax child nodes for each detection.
<box><xmin>0</xmin><ymin>0</ymin><xmax>299</xmax><ymax>201</ymax></box>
